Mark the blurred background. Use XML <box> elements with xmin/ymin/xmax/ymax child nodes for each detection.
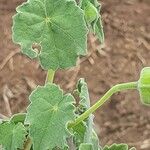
<box><xmin>0</xmin><ymin>0</ymin><xmax>150</xmax><ymax>149</ymax></box>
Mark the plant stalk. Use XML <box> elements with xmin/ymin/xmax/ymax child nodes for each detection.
<box><xmin>69</xmin><ymin>82</ymin><xmax>137</xmax><ymax>128</ymax></box>
<box><xmin>45</xmin><ymin>69</ymin><xmax>55</xmax><ymax>83</ymax></box>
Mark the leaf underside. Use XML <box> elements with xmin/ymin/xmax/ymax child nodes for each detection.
<box><xmin>73</xmin><ymin>78</ymin><xmax>101</xmax><ymax>150</ymax></box>
<box><xmin>25</xmin><ymin>84</ymin><xmax>76</xmax><ymax>150</ymax></box>
<box><xmin>12</xmin><ymin>0</ymin><xmax>88</xmax><ymax>70</ymax></box>
<box><xmin>0</xmin><ymin>122</ymin><xmax>27</xmax><ymax>150</ymax></box>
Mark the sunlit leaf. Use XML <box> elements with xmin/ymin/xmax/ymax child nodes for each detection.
<box><xmin>25</xmin><ymin>84</ymin><xmax>75</xmax><ymax>150</ymax></box>
<box><xmin>13</xmin><ymin>0</ymin><xmax>88</xmax><ymax>70</ymax></box>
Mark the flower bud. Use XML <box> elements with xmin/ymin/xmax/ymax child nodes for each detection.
<box><xmin>138</xmin><ymin>67</ymin><xmax>150</xmax><ymax>105</ymax></box>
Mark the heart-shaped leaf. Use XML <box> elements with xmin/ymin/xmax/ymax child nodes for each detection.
<box><xmin>13</xmin><ymin>0</ymin><xmax>88</xmax><ymax>70</ymax></box>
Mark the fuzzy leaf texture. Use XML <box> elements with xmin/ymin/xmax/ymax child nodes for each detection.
<box><xmin>78</xmin><ymin>78</ymin><xmax>91</xmax><ymax>109</ymax></box>
<box><xmin>138</xmin><ymin>67</ymin><xmax>150</xmax><ymax>105</ymax></box>
<box><xmin>25</xmin><ymin>84</ymin><xmax>75</xmax><ymax>150</ymax></box>
<box><xmin>73</xmin><ymin>79</ymin><xmax>101</xmax><ymax>150</ymax></box>
<box><xmin>80</xmin><ymin>0</ymin><xmax>104</xmax><ymax>43</ymax></box>
<box><xmin>79</xmin><ymin>143</ymin><xmax>93</xmax><ymax>150</ymax></box>
<box><xmin>0</xmin><ymin>122</ymin><xmax>27</xmax><ymax>150</ymax></box>
<box><xmin>12</xmin><ymin>0</ymin><xmax>88</xmax><ymax>70</ymax></box>
<box><xmin>103</xmin><ymin>144</ymin><xmax>136</xmax><ymax>150</ymax></box>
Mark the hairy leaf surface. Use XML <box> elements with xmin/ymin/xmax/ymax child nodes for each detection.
<box><xmin>79</xmin><ymin>143</ymin><xmax>93</xmax><ymax>150</ymax></box>
<box><xmin>73</xmin><ymin>78</ymin><xmax>101</xmax><ymax>150</ymax></box>
<box><xmin>0</xmin><ymin>122</ymin><xmax>27</xmax><ymax>150</ymax></box>
<box><xmin>13</xmin><ymin>0</ymin><xmax>88</xmax><ymax>70</ymax></box>
<box><xmin>25</xmin><ymin>84</ymin><xmax>75</xmax><ymax>150</ymax></box>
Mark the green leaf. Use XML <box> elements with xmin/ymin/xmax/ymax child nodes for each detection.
<box><xmin>12</xmin><ymin>0</ymin><xmax>88</xmax><ymax>70</ymax></box>
<box><xmin>94</xmin><ymin>17</ymin><xmax>104</xmax><ymax>43</ymax></box>
<box><xmin>84</xmin><ymin>1</ymin><xmax>99</xmax><ymax>24</ymax></box>
<box><xmin>103</xmin><ymin>144</ymin><xmax>136</xmax><ymax>150</ymax></box>
<box><xmin>138</xmin><ymin>67</ymin><xmax>150</xmax><ymax>105</ymax></box>
<box><xmin>79</xmin><ymin>143</ymin><xmax>93</xmax><ymax>150</ymax></box>
<box><xmin>72</xmin><ymin>122</ymin><xmax>87</xmax><ymax>148</ymax></box>
<box><xmin>73</xmin><ymin>78</ymin><xmax>101</xmax><ymax>150</ymax></box>
<box><xmin>0</xmin><ymin>122</ymin><xmax>27</xmax><ymax>150</ymax></box>
<box><xmin>80</xmin><ymin>0</ymin><xmax>104</xmax><ymax>43</ymax></box>
<box><xmin>10</xmin><ymin>113</ymin><xmax>26</xmax><ymax>124</ymax></box>
<box><xmin>25</xmin><ymin>84</ymin><xmax>76</xmax><ymax>150</ymax></box>
<box><xmin>78</xmin><ymin>78</ymin><xmax>90</xmax><ymax>109</ymax></box>
<box><xmin>91</xmin><ymin>130</ymin><xmax>101</xmax><ymax>150</ymax></box>
<box><xmin>76</xmin><ymin>79</ymin><xmax>93</xmax><ymax>144</ymax></box>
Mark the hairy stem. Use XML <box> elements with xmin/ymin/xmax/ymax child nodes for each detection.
<box><xmin>45</xmin><ymin>69</ymin><xmax>55</xmax><ymax>83</ymax></box>
<box><xmin>69</xmin><ymin>82</ymin><xmax>137</xmax><ymax>128</ymax></box>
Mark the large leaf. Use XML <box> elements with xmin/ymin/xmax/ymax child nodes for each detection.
<box><xmin>25</xmin><ymin>84</ymin><xmax>76</xmax><ymax>150</ymax></box>
<box><xmin>0</xmin><ymin>122</ymin><xmax>27</xmax><ymax>150</ymax></box>
<box><xmin>12</xmin><ymin>0</ymin><xmax>88</xmax><ymax>70</ymax></box>
<box><xmin>103</xmin><ymin>144</ymin><xmax>136</xmax><ymax>150</ymax></box>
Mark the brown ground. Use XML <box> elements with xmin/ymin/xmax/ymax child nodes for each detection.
<box><xmin>0</xmin><ymin>0</ymin><xmax>150</xmax><ymax>149</ymax></box>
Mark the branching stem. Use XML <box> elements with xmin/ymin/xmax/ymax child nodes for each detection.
<box><xmin>69</xmin><ymin>82</ymin><xmax>138</xmax><ymax>128</ymax></box>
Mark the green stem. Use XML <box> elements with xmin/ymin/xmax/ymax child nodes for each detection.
<box><xmin>69</xmin><ymin>82</ymin><xmax>138</xmax><ymax>128</ymax></box>
<box><xmin>45</xmin><ymin>69</ymin><xmax>55</xmax><ymax>83</ymax></box>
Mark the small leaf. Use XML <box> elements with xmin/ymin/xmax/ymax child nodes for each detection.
<box><xmin>94</xmin><ymin>17</ymin><xmax>104</xmax><ymax>43</ymax></box>
<box><xmin>0</xmin><ymin>122</ymin><xmax>27</xmax><ymax>150</ymax></box>
<box><xmin>73</xmin><ymin>122</ymin><xmax>87</xmax><ymax>147</ymax></box>
<box><xmin>103</xmin><ymin>143</ymin><xmax>136</xmax><ymax>150</ymax></box>
<box><xmin>10</xmin><ymin>113</ymin><xmax>26</xmax><ymax>124</ymax></box>
<box><xmin>80</xmin><ymin>0</ymin><xmax>104</xmax><ymax>43</ymax></box>
<box><xmin>13</xmin><ymin>0</ymin><xmax>88</xmax><ymax>70</ymax></box>
<box><xmin>25</xmin><ymin>84</ymin><xmax>76</xmax><ymax>150</ymax></box>
<box><xmin>138</xmin><ymin>67</ymin><xmax>150</xmax><ymax>105</ymax></box>
<box><xmin>84</xmin><ymin>1</ymin><xmax>99</xmax><ymax>24</ymax></box>
<box><xmin>78</xmin><ymin>78</ymin><xmax>90</xmax><ymax>109</ymax></box>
